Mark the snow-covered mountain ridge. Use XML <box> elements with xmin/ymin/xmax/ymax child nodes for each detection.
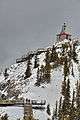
<box><xmin>0</xmin><ymin>39</ymin><xmax>80</xmax><ymax>120</ymax></box>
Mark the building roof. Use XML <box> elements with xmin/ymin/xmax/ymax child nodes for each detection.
<box><xmin>57</xmin><ymin>32</ymin><xmax>71</xmax><ymax>36</ymax></box>
<box><xmin>57</xmin><ymin>23</ymin><xmax>71</xmax><ymax>36</ymax></box>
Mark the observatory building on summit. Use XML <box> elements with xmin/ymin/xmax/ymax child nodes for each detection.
<box><xmin>57</xmin><ymin>23</ymin><xmax>71</xmax><ymax>41</ymax></box>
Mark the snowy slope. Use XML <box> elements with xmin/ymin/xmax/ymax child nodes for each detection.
<box><xmin>0</xmin><ymin>39</ymin><xmax>80</xmax><ymax>120</ymax></box>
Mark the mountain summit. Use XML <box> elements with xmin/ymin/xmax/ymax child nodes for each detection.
<box><xmin>0</xmin><ymin>24</ymin><xmax>80</xmax><ymax>120</ymax></box>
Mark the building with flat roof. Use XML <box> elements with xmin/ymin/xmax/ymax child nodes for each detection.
<box><xmin>57</xmin><ymin>23</ymin><xmax>71</xmax><ymax>41</ymax></box>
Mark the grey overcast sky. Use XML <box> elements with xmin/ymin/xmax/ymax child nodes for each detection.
<box><xmin>0</xmin><ymin>0</ymin><xmax>80</xmax><ymax>67</ymax></box>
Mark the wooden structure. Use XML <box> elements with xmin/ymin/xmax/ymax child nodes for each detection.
<box><xmin>24</xmin><ymin>102</ymin><xmax>34</xmax><ymax>120</ymax></box>
<box><xmin>31</xmin><ymin>100</ymin><xmax>46</xmax><ymax>105</ymax></box>
<box><xmin>0</xmin><ymin>99</ymin><xmax>46</xmax><ymax>110</ymax></box>
<box><xmin>0</xmin><ymin>99</ymin><xmax>45</xmax><ymax>120</ymax></box>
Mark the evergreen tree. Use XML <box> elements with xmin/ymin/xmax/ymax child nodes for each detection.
<box><xmin>1</xmin><ymin>114</ymin><xmax>8</xmax><ymax>120</ymax></box>
<box><xmin>63</xmin><ymin>56</ymin><xmax>69</xmax><ymax>80</ymax></box>
<box><xmin>71</xmin><ymin>90</ymin><xmax>75</xmax><ymax>109</ymax></box>
<box><xmin>45</xmin><ymin>49</ymin><xmax>50</xmax><ymax>65</ymax></box>
<box><xmin>52</xmin><ymin>115</ymin><xmax>54</xmax><ymax>120</ymax></box>
<box><xmin>37</xmin><ymin>67</ymin><xmax>40</xmax><ymax>81</ymax></box>
<box><xmin>54</xmin><ymin>101</ymin><xmax>58</xmax><ymax>119</ymax></box>
<box><xmin>35</xmin><ymin>67</ymin><xmax>41</xmax><ymax>86</ymax></box>
<box><xmin>62</xmin><ymin>43</ymin><xmax>67</xmax><ymax>55</ymax></box>
<box><xmin>46</xmin><ymin>104</ymin><xmax>51</xmax><ymax>116</ymax></box>
<box><xmin>65</xmin><ymin>79</ymin><xmax>71</xmax><ymax>115</ymax></box>
<box><xmin>62</xmin><ymin>98</ymin><xmax>66</xmax><ymax>119</ymax></box>
<box><xmin>24</xmin><ymin>58</ymin><xmax>32</xmax><ymax>79</ymax></box>
<box><xmin>76</xmin><ymin>81</ymin><xmax>80</xmax><ymax>119</ymax></box>
<box><xmin>61</xmin><ymin>79</ymin><xmax>66</xmax><ymax>96</ymax></box>
<box><xmin>35</xmin><ymin>65</ymin><xmax>45</xmax><ymax>86</ymax></box>
<box><xmin>34</xmin><ymin>54</ymin><xmax>39</xmax><ymax>68</ymax></box>
<box><xmin>72</xmin><ymin>42</ymin><xmax>78</xmax><ymax>63</ymax></box>
<box><xmin>70</xmin><ymin>90</ymin><xmax>76</xmax><ymax>120</ymax></box>
<box><xmin>4</xmin><ymin>68</ymin><xmax>9</xmax><ymax>79</ymax></box>
<box><xmin>76</xmin><ymin>80</ymin><xmax>79</xmax><ymax>109</ymax></box>
<box><xmin>47</xmin><ymin>118</ymin><xmax>51</xmax><ymax>120</ymax></box>
<box><xmin>39</xmin><ymin>65</ymin><xmax>45</xmax><ymax>83</ymax></box>
<box><xmin>40</xmin><ymin>65</ymin><xmax>45</xmax><ymax>79</ymax></box>
<box><xmin>51</xmin><ymin>45</ymin><xmax>58</xmax><ymax>62</ymax></box>
<box><xmin>71</xmin><ymin>64</ymin><xmax>74</xmax><ymax>77</ymax></box>
<box><xmin>44</xmin><ymin>64</ymin><xmax>51</xmax><ymax>83</ymax></box>
<box><xmin>44</xmin><ymin>49</ymin><xmax>51</xmax><ymax>83</ymax></box>
<box><xmin>62</xmin><ymin>79</ymin><xmax>71</xmax><ymax>118</ymax></box>
<box><xmin>58</xmin><ymin>97</ymin><xmax>62</xmax><ymax>120</ymax></box>
<box><xmin>36</xmin><ymin>57</ymin><xmax>51</xmax><ymax>84</ymax></box>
